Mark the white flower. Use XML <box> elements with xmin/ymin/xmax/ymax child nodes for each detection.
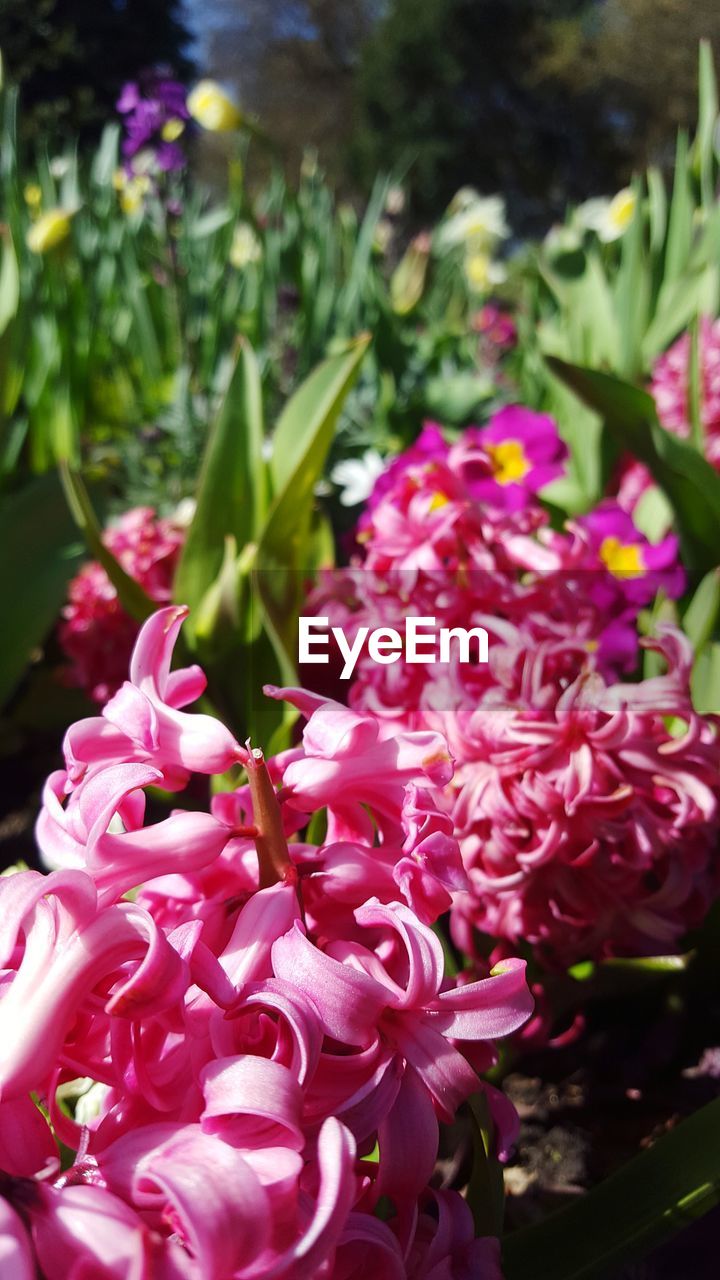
<box><xmin>574</xmin><ymin>188</ymin><xmax>637</xmax><ymax>243</ymax></box>
<box><xmin>49</xmin><ymin>156</ymin><xmax>71</xmax><ymax>180</ymax></box>
<box><xmin>331</xmin><ymin>450</ymin><xmax>386</xmax><ymax>507</ymax></box>
<box><xmin>436</xmin><ymin>191</ymin><xmax>509</xmax><ymax>253</ymax></box>
<box><xmin>173</xmin><ymin>497</ymin><xmax>197</xmax><ymax>528</ymax></box>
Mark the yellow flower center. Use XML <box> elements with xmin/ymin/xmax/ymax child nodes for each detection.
<box><xmin>161</xmin><ymin>118</ymin><xmax>185</xmax><ymax>142</ymax></box>
<box><xmin>428</xmin><ymin>492</ymin><xmax>449</xmax><ymax>512</ymax></box>
<box><xmin>608</xmin><ymin>189</ymin><xmax>636</xmax><ymax>234</ymax></box>
<box><xmin>465</xmin><ymin>252</ymin><xmax>490</xmax><ymax>291</ymax></box>
<box><xmin>599</xmin><ymin>535</ymin><xmax>645</xmax><ymax>577</ymax></box>
<box><xmin>486</xmin><ymin>440</ymin><xmax>530</xmax><ymax>485</ymax></box>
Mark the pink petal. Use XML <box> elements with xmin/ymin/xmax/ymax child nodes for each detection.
<box><xmin>272</xmin><ymin>922</ymin><xmax>387</xmax><ymax>1046</ymax></box>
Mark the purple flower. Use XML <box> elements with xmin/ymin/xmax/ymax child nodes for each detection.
<box><xmin>116</xmin><ymin>71</ymin><xmax>189</xmax><ymax>177</ymax></box>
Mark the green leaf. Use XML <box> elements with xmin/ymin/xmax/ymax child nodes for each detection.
<box><xmin>601</xmin><ymin>953</ymin><xmax>692</xmax><ymax>974</ymax></box>
<box><xmin>188</xmin><ymin>207</ymin><xmax>234</xmax><ymax>239</ymax></box>
<box><xmin>646</xmin><ymin>166</ymin><xmax>667</xmax><ymax>254</ymax></box>
<box><xmin>173</xmin><ymin>339</ymin><xmax>266</xmax><ymax>614</ymax></box>
<box><xmin>692</xmin><ymin>40</ymin><xmax>719</xmax><ymax>206</ymax></box>
<box><xmin>59</xmin><ymin>464</ymin><xmax>155</xmax><ymax>622</ymax></box>
<box><xmin>257</xmin><ymin>335</ymin><xmax>370</xmax><ymax>673</ymax></box>
<box><xmin>684</xmin><ymin>569</ymin><xmax>720</xmax><ymax>651</ymax></box>
<box><xmin>664</xmin><ymin>130</ymin><xmax>693</xmax><ymax>284</ymax></box>
<box><xmin>0</xmin><ymin>225</ymin><xmax>19</xmax><ymax>336</ymax></box>
<box><xmin>269</xmin><ymin>333</ymin><xmax>371</xmax><ymax>496</ymax></box>
<box><xmin>614</xmin><ymin>178</ymin><xmax>648</xmax><ymax>379</ymax></box>
<box><xmin>691</xmin><ymin>641</ymin><xmax>720</xmax><ymax>714</ymax></box>
<box><xmin>0</xmin><ymin>474</ymin><xmax>84</xmax><ymax>708</ymax></box>
<box><xmin>467</xmin><ymin>1093</ymin><xmax>505</xmax><ymax>1239</ymax></box>
<box><xmin>546</xmin><ymin>357</ymin><xmax>720</xmax><ymax>572</ymax></box>
<box><xmin>503</xmin><ymin>1095</ymin><xmax>720</xmax><ymax>1280</ymax></box>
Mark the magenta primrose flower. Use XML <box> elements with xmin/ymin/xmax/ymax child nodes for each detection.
<box><xmin>454</xmin><ymin>406</ymin><xmax>568</xmax><ymax>512</ymax></box>
<box><xmin>0</xmin><ymin>607</ymin><xmax>532</xmax><ymax>1277</ymax></box>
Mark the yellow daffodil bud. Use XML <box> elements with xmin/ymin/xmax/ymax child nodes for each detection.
<box><xmin>229</xmin><ymin>222</ymin><xmax>262</xmax><ymax>269</ymax></box>
<box><xmin>23</xmin><ymin>183</ymin><xmax>42</xmax><ymax>210</ymax></box>
<box><xmin>26</xmin><ymin>208</ymin><xmax>73</xmax><ymax>254</ymax></box>
<box><xmin>187</xmin><ymin>80</ymin><xmax>243</xmax><ymax>133</ymax></box>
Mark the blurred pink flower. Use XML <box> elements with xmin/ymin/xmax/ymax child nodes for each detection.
<box><xmin>58</xmin><ymin>506</ymin><xmax>184</xmax><ymax>703</ymax></box>
<box><xmin>618</xmin><ymin>316</ymin><xmax>720</xmax><ymax>512</ymax></box>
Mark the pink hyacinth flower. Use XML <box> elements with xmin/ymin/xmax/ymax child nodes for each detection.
<box><xmin>63</xmin><ymin>606</ymin><xmax>244</xmax><ymax>785</ymax></box>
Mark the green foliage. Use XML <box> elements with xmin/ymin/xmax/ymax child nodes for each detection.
<box><xmin>167</xmin><ymin>332</ymin><xmax>370</xmax><ymax>743</ymax></box>
<box><xmin>0</xmin><ymin>472</ymin><xmax>83</xmax><ymax>708</ymax></box>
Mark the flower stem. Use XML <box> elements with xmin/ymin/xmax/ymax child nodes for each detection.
<box><xmin>245</xmin><ymin>745</ymin><xmax>298</xmax><ymax>891</ymax></box>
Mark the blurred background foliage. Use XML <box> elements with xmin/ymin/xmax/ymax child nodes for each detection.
<box><xmin>3</xmin><ymin>1</ymin><xmax>720</xmax><ymax>228</ymax></box>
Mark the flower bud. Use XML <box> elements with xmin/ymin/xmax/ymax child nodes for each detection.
<box><xmin>187</xmin><ymin>79</ymin><xmax>243</xmax><ymax>132</ymax></box>
<box><xmin>26</xmin><ymin>208</ymin><xmax>73</xmax><ymax>254</ymax></box>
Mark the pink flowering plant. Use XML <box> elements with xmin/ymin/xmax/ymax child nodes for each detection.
<box><xmin>308</xmin><ymin>406</ymin><xmax>720</xmax><ymax>980</ymax></box>
<box><xmin>0</xmin><ymin>606</ymin><xmax>533</xmax><ymax>1277</ymax></box>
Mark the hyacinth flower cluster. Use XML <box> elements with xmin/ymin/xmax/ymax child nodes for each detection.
<box><xmin>309</xmin><ymin>408</ymin><xmax>720</xmax><ymax>968</ymax></box>
<box><xmin>58</xmin><ymin>506</ymin><xmax>185</xmax><ymax>703</ymax></box>
<box><xmin>0</xmin><ymin>606</ymin><xmax>533</xmax><ymax>1278</ymax></box>
<box><xmin>618</xmin><ymin>316</ymin><xmax>720</xmax><ymax>512</ymax></box>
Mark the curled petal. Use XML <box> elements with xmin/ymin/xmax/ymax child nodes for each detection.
<box><xmin>201</xmin><ymin>1056</ymin><xmax>304</xmax><ymax>1150</ymax></box>
<box><xmin>272</xmin><ymin>922</ymin><xmax>387</xmax><ymax>1046</ymax></box>
<box><xmin>425</xmin><ymin>958</ymin><xmax>534</xmax><ymax>1040</ymax></box>
<box><xmin>353</xmin><ymin>899</ymin><xmax>444</xmax><ymax>1010</ymax></box>
<box><xmin>132</xmin><ymin>1128</ymin><xmax>270</xmax><ymax>1278</ymax></box>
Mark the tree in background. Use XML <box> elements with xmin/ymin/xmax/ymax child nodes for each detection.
<box><xmin>351</xmin><ymin>0</ymin><xmax>634</xmax><ymax>230</ymax></box>
<box><xmin>541</xmin><ymin>0</ymin><xmax>720</xmax><ymax>166</ymax></box>
<box><xmin>0</xmin><ymin>0</ymin><xmax>193</xmax><ymax>142</ymax></box>
<box><xmin>351</xmin><ymin>0</ymin><xmax>719</xmax><ymax>230</ymax></box>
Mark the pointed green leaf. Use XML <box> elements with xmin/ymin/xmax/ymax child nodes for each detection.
<box><xmin>691</xmin><ymin>641</ymin><xmax>720</xmax><ymax>714</ymax></box>
<box><xmin>0</xmin><ymin>225</ymin><xmax>19</xmax><ymax>336</ymax></box>
<box><xmin>257</xmin><ymin>335</ymin><xmax>369</xmax><ymax>670</ymax></box>
<box><xmin>467</xmin><ymin>1092</ymin><xmax>505</xmax><ymax>1239</ymax></box>
<box><xmin>692</xmin><ymin>40</ymin><xmax>719</xmax><ymax>206</ymax></box>
<box><xmin>269</xmin><ymin>333</ymin><xmax>371</xmax><ymax>496</ymax></box>
<box><xmin>684</xmin><ymin>569</ymin><xmax>720</xmax><ymax>651</ymax></box>
<box><xmin>174</xmin><ymin>339</ymin><xmax>266</xmax><ymax>613</ymax></box>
